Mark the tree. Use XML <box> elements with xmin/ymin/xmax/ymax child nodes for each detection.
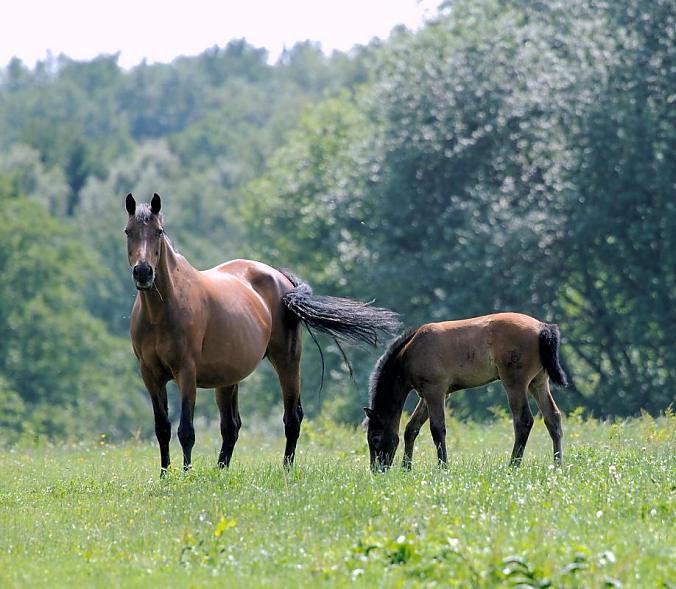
<box><xmin>0</xmin><ymin>178</ymin><xmax>148</xmax><ymax>440</ymax></box>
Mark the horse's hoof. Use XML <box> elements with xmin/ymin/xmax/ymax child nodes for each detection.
<box><xmin>183</xmin><ymin>464</ymin><xmax>192</xmax><ymax>473</ymax></box>
<box><xmin>160</xmin><ymin>468</ymin><xmax>168</xmax><ymax>479</ymax></box>
<box><xmin>217</xmin><ymin>461</ymin><xmax>228</xmax><ymax>469</ymax></box>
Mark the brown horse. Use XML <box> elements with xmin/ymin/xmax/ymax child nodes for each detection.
<box><xmin>364</xmin><ymin>313</ymin><xmax>568</xmax><ymax>470</ymax></box>
<box><xmin>124</xmin><ymin>193</ymin><xmax>399</xmax><ymax>475</ymax></box>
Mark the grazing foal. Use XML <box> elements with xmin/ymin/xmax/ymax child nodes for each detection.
<box><xmin>364</xmin><ymin>313</ymin><xmax>568</xmax><ymax>470</ymax></box>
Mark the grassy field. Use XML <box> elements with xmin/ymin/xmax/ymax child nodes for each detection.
<box><xmin>0</xmin><ymin>411</ymin><xmax>673</xmax><ymax>588</ymax></box>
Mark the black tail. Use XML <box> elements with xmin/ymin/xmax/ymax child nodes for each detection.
<box><xmin>279</xmin><ymin>269</ymin><xmax>401</xmax><ymax>347</ymax></box>
<box><xmin>538</xmin><ymin>323</ymin><xmax>568</xmax><ymax>387</ymax></box>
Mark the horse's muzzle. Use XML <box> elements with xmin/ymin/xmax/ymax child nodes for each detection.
<box><xmin>133</xmin><ymin>263</ymin><xmax>154</xmax><ymax>290</ymax></box>
<box><xmin>370</xmin><ymin>452</ymin><xmax>394</xmax><ymax>473</ymax></box>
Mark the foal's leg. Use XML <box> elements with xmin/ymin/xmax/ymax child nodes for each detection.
<box><xmin>141</xmin><ymin>367</ymin><xmax>171</xmax><ymax>477</ymax></box>
<box><xmin>403</xmin><ymin>396</ymin><xmax>429</xmax><ymax>469</ymax></box>
<box><xmin>215</xmin><ymin>384</ymin><xmax>241</xmax><ymax>468</ymax></box>
<box><xmin>176</xmin><ymin>365</ymin><xmax>198</xmax><ymax>471</ymax></box>
<box><xmin>503</xmin><ymin>380</ymin><xmax>534</xmax><ymax>467</ymax></box>
<box><xmin>422</xmin><ymin>385</ymin><xmax>448</xmax><ymax>466</ymax></box>
<box><xmin>529</xmin><ymin>372</ymin><xmax>563</xmax><ymax>465</ymax></box>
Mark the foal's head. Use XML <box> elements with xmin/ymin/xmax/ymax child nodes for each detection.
<box><xmin>364</xmin><ymin>407</ymin><xmax>399</xmax><ymax>471</ymax></box>
<box><xmin>124</xmin><ymin>193</ymin><xmax>165</xmax><ymax>290</ymax></box>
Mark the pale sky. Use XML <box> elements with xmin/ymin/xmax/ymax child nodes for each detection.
<box><xmin>1</xmin><ymin>0</ymin><xmax>440</xmax><ymax>69</ymax></box>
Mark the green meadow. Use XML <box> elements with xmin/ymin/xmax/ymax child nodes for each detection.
<box><xmin>0</xmin><ymin>412</ymin><xmax>673</xmax><ymax>588</ymax></box>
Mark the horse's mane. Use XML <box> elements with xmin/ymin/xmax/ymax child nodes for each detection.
<box><xmin>134</xmin><ymin>203</ymin><xmax>160</xmax><ymax>225</ymax></box>
<box><xmin>368</xmin><ymin>327</ymin><xmax>418</xmax><ymax>408</ymax></box>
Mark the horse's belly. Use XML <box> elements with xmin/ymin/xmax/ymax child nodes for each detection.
<box><xmin>450</xmin><ymin>360</ymin><xmax>499</xmax><ymax>390</ymax></box>
<box><xmin>194</xmin><ymin>361</ymin><xmax>259</xmax><ymax>389</ymax></box>
<box><xmin>194</xmin><ymin>308</ymin><xmax>271</xmax><ymax>388</ymax></box>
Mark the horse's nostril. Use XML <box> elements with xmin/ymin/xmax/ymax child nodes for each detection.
<box><xmin>133</xmin><ymin>264</ymin><xmax>153</xmax><ymax>285</ymax></box>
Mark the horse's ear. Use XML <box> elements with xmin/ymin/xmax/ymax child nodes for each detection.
<box><xmin>125</xmin><ymin>193</ymin><xmax>136</xmax><ymax>216</ymax></box>
<box><xmin>151</xmin><ymin>193</ymin><xmax>162</xmax><ymax>215</ymax></box>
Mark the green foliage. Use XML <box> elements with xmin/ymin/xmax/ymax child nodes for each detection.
<box><xmin>0</xmin><ymin>181</ymin><xmax>147</xmax><ymax>439</ymax></box>
<box><xmin>244</xmin><ymin>0</ymin><xmax>674</xmax><ymax>417</ymax></box>
<box><xmin>0</xmin><ymin>415</ymin><xmax>673</xmax><ymax>587</ymax></box>
<box><xmin>0</xmin><ymin>1</ymin><xmax>672</xmax><ymax>437</ymax></box>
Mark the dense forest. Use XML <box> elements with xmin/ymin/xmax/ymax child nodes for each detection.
<box><xmin>0</xmin><ymin>0</ymin><xmax>673</xmax><ymax>441</ymax></box>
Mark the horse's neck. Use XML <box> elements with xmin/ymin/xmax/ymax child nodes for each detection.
<box><xmin>139</xmin><ymin>238</ymin><xmax>196</xmax><ymax>322</ymax></box>
<box><xmin>372</xmin><ymin>371</ymin><xmax>409</xmax><ymax>426</ymax></box>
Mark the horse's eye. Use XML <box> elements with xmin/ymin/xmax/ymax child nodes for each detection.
<box><xmin>124</xmin><ymin>229</ymin><xmax>129</xmax><ymax>236</ymax></box>
<box><xmin>157</xmin><ymin>229</ymin><xmax>164</xmax><ymax>236</ymax></box>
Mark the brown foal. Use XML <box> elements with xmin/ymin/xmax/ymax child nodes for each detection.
<box><xmin>364</xmin><ymin>313</ymin><xmax>568</xmax><ymax>470</ymax></box>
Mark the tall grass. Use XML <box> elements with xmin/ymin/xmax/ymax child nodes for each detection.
<box><xmin>0</xmin><ymin>412</ymin><xmax>673</xmax><ymax>588</ymax></box>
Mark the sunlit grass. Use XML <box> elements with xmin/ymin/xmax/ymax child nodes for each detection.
<box><xmin>0</xmin><ymin>412</ymin><xmax>673</xmax><ymax>588</ymax></box>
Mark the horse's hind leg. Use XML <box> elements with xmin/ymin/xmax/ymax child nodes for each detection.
<box><xmin>215</xmin><ymin>384</ymin><xmax>241</xmax><ymax>468</ymax></box>
<box><xmin>403</xmin><ymin>395</ymin><xmax>429</xmax><ymax>469</ymax></box>
<box><xmin>529</xmin><ymin>371</ymin><xmax>563</xmax><ymax>465</ymax></box>
<box><xmin>268</xmin><ymin>323</ymin><xmax>303</xmax><ymax>467</ymax></box>
<box><xmin>278</xmin><ymin>365</ymin><xmax>303</xmax><ymax>466</ymax></box>
<box><xmin>502</xmin><ymin>379</ymin><xmax>534</xmax><ymax>467</ymax></box>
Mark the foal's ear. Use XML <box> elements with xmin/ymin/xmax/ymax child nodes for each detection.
<box><xmin>151</xmin><ymin>193</ymin><xmax>162</xmax><ymax>215</ymax></box>
<box><xmin>125</xmin><ymin>193</ymin><xmax>136</xmax><ymax>216</ymax></box>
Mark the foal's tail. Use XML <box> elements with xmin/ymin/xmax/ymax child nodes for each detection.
<box><xmin>538</xmin><ymin>323</ymin><xmax>568</xmax><ymax>387</ymax></box>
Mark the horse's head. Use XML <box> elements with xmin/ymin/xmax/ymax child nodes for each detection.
<box><xmin>363</xmin><ymin>407</ymin><xmax>399</xmax><ymax>472</ymax></box>
<box><xmin>124</xmin><ymin>193</ymin><xmax>165</xmax><ymax>291</ymax></box>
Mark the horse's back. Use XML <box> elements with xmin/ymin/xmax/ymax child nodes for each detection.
<box><xmin>206</xmin><ymin>259</ymin><xmax>292</xmax><ymax>296</ymax></box>
<box><xmin>405</xmin><ymin>313</ymin><xmax>544</xmax><ymax>390</ymax></box>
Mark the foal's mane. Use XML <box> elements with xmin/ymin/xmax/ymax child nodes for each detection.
<box><xmin>368</xmin><ymin>327</ymin><xmax>417</xmax><ymax>408</ymax></box>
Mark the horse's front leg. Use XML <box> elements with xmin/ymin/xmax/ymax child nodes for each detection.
<box><xmin>403</xmin><ymin>396</ymin><xmax>429</xmax><ymax>469</ymax></box>
<box><xmin>423</xmin><ymin>385</ymin><xmax>448</xmax><ymax>466</ymax></box>
<box><xmin>141</xmin><ymin>366</ymin><xmax>171</xmax><ymax>477</ymax></box>
<box><xmin>176</xmin><ymin>365</ymin><xmax>197</xmax><ymax>471</ymax></box>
